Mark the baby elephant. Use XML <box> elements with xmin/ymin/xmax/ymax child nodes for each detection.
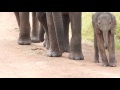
<box><xmin>92</xmin><ymin>12</ymin><xmax>117</xmax><ymax>67</ymax></box>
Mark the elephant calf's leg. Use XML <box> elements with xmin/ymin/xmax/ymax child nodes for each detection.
<box><xmin>31</xmin><ymin>12</ymin><xmax>40</xmax><ymax>43</ymax></box>
<box><xmin>94</xmin><ymin>31</ymin><xmax>99</xmax><ymax>63</ymax></box>
<box><xmin>18</xmin><ymin>12</ymin><xmax>31</xmax><ymax>45</ymax></box>
<box><xmin>108</xmin><ymin>33</ymin><xmax>116</xmax><ymax>67</ymax></box>
<box><xmin>68</xmin><ymin>12</ymin><xmax>84</xmax><ymax>60</ymax></box>
<box><xmin>97</xmin><ymin>34</ymin><xmax>109</xmax><ymax>66</ymax></box>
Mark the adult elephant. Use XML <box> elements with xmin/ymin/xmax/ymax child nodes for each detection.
<box><xmin>14</xmin><ymin>12</ymin><xmax>45</xmax><ymax>45</ymax></box>
<box><xmin>37</xmin><ymin>12</ymin><xmax>84</xmax><ymax>60</ymax></box>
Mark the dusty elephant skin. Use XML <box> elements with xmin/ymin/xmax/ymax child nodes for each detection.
<box><xmin>37</xmin><ymin>12</ymin><xmax>65</xmax><ymax>57</ymax></box>
<box><xmin>38</xmin><ymin>13</ymin><xmax>70</xmax><ymax>52</ymax></box>
<box><xmin>14</xmin><ymin>12</ymin><xmax>43</xmax><ymax>45</ymax></box>
<box><xmin>92</xmin><ymin>12</ymin><xmax>117</xmax><ymax>67</ymax></box>
<box><xmin>37</xmin><ymin>12</ymin><xmax>84</xmax><ymax>60</ymax></box>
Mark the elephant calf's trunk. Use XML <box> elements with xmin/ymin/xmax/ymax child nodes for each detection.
<box><xmin>103</xmin><ymin>32</ymin><xmax>108</xmax><ymax>49</ymax></box>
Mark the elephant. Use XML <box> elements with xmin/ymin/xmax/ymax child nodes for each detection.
<box><xmin>14</xmin><ymin>12</ymin><xmax>44</xmax><ymax>45</ymax></box>
<box><xmin>92</xmin><ymin>12</ymin><xmax>117</xmax><ymax>67</ymax></box>
<box><xmin>37</xmin><ymin>12</ymin><xmax>84</xmax><ymax>60</ymax></box>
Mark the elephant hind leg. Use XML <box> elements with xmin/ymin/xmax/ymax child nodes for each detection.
<box><xmin>43</xmin><ymin>33</ymin><xmax>50</xmax><ymax>50</ymax></box>
<box><xmin>62</xmin><ymin>14</ymin><xmax>70</xmax><ymax>52</ymax></box>
<box><xmin>39</xmin><ymin>24</ymin><xmax>45</xmax><ymax>42</ymax></box>
<box><xmin>31</xmin><ymin>12</ymin><xmax>40</xmax><ymax>43</ymax></box>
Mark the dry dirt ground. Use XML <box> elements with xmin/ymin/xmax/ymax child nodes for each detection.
<box><xmin>0</xmin><ymin>12</ymin><xmax>120</xmax><ymax>78</ymax></box>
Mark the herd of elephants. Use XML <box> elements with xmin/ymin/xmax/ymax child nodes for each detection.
<box><xmin>13</xmin><ymin>12</ymin><xmax>117</xmax><ymax>67</ymax></box>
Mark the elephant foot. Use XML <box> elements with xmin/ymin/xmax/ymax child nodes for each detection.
<box><xmin>102</xmin><ymin>63</ymin><xmax>109</xmax><ymax>67</ymax></box>
<box><xmin>18</xmin><ymin>37</ymin><xmax>31</xmax><ymax>45</ymax></box>
<box><xmin>43</xmin><ymin>41</ymin><xmax>49</xmax><ymax>50</ymax></box>
<box><xmin>94</xmin><ymin>56</ymin><xmax>99</xmax><ymax>63</ymax></box>
<box><xmin>109</xmin><ymin>63</ymin><xmax>116</xmax><ymax>67</ymax></box>
<box><xmin>39</xmin><ymin>35</ymin><xmax>44</xmax><ymax>42</ymax></box>
<box><xmin>102</xmin><ymin>61</ymin><xmax>109</xmax><ymax>67</ymax></box>
<box><xmin>94</xmin><ymin>60</ymin><xmax>99</xmax><ymax>63</ymax></box>
<box><xmin>31</xmin><ymin>35</ymin><xmax>40</xmax><ymax>43</ymax></box>
<box><xmin>43</xmin><ymin>41</ymin><xmax>46</xmax><ymax>47</ymax></box>
<box><xmin>68</xmin><ymin>52</ymin><xmax>84</xmax><ymax>60</ymax></box>
<box><xmin>64</xmin><ymin>44</ymin><xmax>70</xmax><ymax>53</ymax></box>
<box><xmin>47</xmin><ymin>50</ymin><xmax>62</xmax><ymax>57</ymax></box>
<box><xmin>109</xmin><ymin>59</ymin><xmax>116</xmax><ymax>67</ymax></box>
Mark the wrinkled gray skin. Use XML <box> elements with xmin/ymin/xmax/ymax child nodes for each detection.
<box><xmin>14</xmin><ymin>12</ymin><xmax>44</xmax><ymax>45</ymax></box>
<box><xmin>92</xmin><ymin>12</ymin><xmax>117</xmax><ymax>67</ymax></box>
<box><xmin>37</xmin><ymin>12</ymin><xmax>65</xmax><ymax>57</ymax></box>
<box><xmin>38</xmin><ymin>12</ymin><xmax>70</xmax><ymax>52</ymax></box>
<box><xmin>37</xmin><ymin>12</ymin><xmax>84</xmax><ymax>60</ymax></box>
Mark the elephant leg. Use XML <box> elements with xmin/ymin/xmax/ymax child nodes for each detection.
<box><xmin>94</xmin><ymin>30</ymin><xmax>99</xmax><ymax>63</ymax></box>
<box><xmin>18</xmin><ymin>12</ymin><xmax>31</xmax><ymax>45</ymax></box>
<box><xmin>31</xmin><ymin>12</ymin><xmax>40</xmax><ymax>43</ymax></box>
<box><xmin>14</xmin><ymin>12</ymin><xmax>20</xmax><ymax>27</ymax></box>
<box><xmin>46</xmin><ymin>12</ymin><xmax>62</xmax><ymax>57</ymax></box>
<box><xmin>62</xmin><ymin>14</ymin><xmax>70</xmax><ymax>52</ymax></box>
<box><xmin>108</xmin><ymin>32</ymin><xmax>116</xmax><ymax>67</ymax></box>
<box><xmin>68</xmin><ymin>12</ymin><xmax>84</xmax><ymax>60</ymax></box>
<box><xmin>39</xmin><ymin>24</ymin><xmax>45</xmax><ymax>42</ymax></box>
<box><xmin>97</xmin><ymin>33</ymin><xmax>109</xmax><ymax>66</ymax></box>
<box><xmin>37</xmin><ymin>12</ymin><xmax>50</xmax><ymax>49</ymax></box>
<box><xmin>43</xmin><ymin>33</ymin><xmax>50</xmax><ymax>49</ymax></box>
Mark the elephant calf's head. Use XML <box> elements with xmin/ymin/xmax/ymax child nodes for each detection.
<box><xmin>96</xmin><ymin>12</ymin><xmax>116</xmax><ymax>49</ymax></box>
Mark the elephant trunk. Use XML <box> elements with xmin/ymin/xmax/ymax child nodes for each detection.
<box><xmin>103</xmin><ymin>31</ymin><xmax>108</xmax><ymax>49</ymax></box>
<box><xmin>52</xmin><ymin>12</ymin><xmax>65</xmax><ymax>52</ymax></box>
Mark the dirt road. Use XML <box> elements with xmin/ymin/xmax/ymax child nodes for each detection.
<box><xmin>0</xmin><ymin>12</ymin><xmax>120</xmax><ymax>78</ymax></box>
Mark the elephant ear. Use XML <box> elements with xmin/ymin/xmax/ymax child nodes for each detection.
<box><xmin>111</xmin><ymin>14</ymin><xmax>117</xmax><ymax>34</ymax></box>
<box><xmin>92</xmin><ymin>12</ymin><xmax>102</xmax><ymax>34</ymax></box>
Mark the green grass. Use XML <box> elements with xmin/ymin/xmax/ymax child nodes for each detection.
<box><xmin>80</xmin><ymin>12</ymin><xmax>120</xmax><ymax>51</ymax></box>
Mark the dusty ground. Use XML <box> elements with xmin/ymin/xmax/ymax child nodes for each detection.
<box><xmin>0</xmin><ymin>12</ymin><xmax>120</xmax><ymax>78</ymax></box>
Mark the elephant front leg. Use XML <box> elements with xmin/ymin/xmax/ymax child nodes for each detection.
<box><xmin>94</xmin><ymin>31</ymin><xmax>99</xmax><ymax>63</ymax></box>
<box><xmin>97</xmin><ymin>34</ymin><xmax>109</xmax><ymax>66</ymax></box>
<box><xmin>108</xmin><ymin>33</ymin><xmax>116</xmax><ymax>67</ymax></box>
<box><xmin>68</xmin><ymin>12</ymin><xmax>84</xmax><ymax>60</ymax></box>
<box><xmin>31</xmin><ymin>12</ymin><xmax>40</xmax><ymax>43</ymax></box>
<box><xmin>18</xmin><ymin>12</ymin><xmax>31</xmax><ymax>45</ymax></box>
<box><xmin>46</xmin><ymin>12</ymin><xmax>62</xmax><ymax>57</ymax></box>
